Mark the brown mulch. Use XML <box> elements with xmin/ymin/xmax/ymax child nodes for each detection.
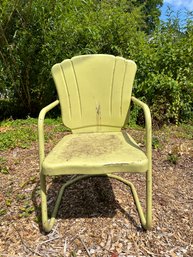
<box><xmin>0</xmin><ymin>128</ymin><xmax>193</xmax><ymax>257</ymax></box>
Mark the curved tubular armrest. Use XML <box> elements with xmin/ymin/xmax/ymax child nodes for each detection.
<box><xmin>131</xmin><ymin>96</ymin><xmax>152</xmax><ymax>162</ymax></box>
<box><xmin>38</xmin><ymin>100</ymin><xmax>60</xmax><ymax>166</ymax></box>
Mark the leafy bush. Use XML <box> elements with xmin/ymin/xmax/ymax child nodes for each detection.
<box><xmin>0</xmin><ymin>1</ymin><xmax>192</xmax><ymax>126</ymax></box>
<box><xmin>131</xmin><ymin>16</ymin><xmax>193</xmax><ymax>125</ymax></box>
<box><xmin>0</xmin><ymin>0</ymin><xmax>144</xmax><ymax>118</ymax></box>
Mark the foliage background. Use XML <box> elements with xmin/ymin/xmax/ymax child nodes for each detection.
<box><xmin>0</xmin><ymin>0</ymin><xmax>193</xmax><ymax>125</ymax></box>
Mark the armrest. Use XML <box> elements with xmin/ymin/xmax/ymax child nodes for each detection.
<box><xmin>38</xmin><ymin>100</ymin><xmax>60</xmax><ymax>166</ymax></box>
<box><xmin>131</xmin><ymin>96</ymin><xmax>152</xmax><ymax>161</ymax></box>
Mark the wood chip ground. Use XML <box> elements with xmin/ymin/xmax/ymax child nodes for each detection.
<box><xmin>0</xmin><ymin>128</ymin><xmax>192</xmax><ymax>257</ymax></box>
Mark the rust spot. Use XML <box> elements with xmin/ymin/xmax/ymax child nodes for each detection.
<box><xmin>96</xmin><ymin>104</ymin><xmax>101</xmax><ymax>116</ymax></box>
<box><xmin>96</xmin><ymin>104</ymin><xmax>101</xmax><ymax>130</ymax></box>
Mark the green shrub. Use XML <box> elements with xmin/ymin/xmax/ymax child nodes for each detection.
<box><xmin>0</xmin><ymin>1</ymin><xmax>192</xmax><ymax>126</ymax></box>
<box><xmin>131</xmin><ymin>16</ymin><xmax>193</xmax><ymax>126</ymax></box>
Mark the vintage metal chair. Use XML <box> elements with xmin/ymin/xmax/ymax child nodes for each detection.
<box><xmin>38</xmin><ymin>54</ymin><xmax>152</xmax><ymax>232</ymax></box>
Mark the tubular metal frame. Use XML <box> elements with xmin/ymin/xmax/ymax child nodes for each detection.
<box><xmin>38</xmin><ymin>97</ymin><xmax>152</xmax><ymax>232</ymax></box>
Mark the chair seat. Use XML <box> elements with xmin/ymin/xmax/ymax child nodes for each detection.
<box><xmin>42</xmin><ymin>131</ymin><xmax>148</xmax><ymax>175</ymax></box>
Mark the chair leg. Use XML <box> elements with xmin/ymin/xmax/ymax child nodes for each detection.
<box><xmin>40</xmin><ymin>173</ymin><xmax>51</xmax><ymax>232</ymax></box>
<box><xmin>40</xmin><ymin>173</ymin><xmax>152</xmax><ymax>232</ymax></box>
<box><xmin>40</xmin><ymin>174</ymin><xmax>92</xmax><ymax>232</ymax></box>
<box><xmin>145</xmin><ymin>169</ymin><xmax>152</xmax><ymax>229</ymax></box>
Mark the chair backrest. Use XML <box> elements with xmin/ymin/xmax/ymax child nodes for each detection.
<box><xmin>51</xmin><ymin>54</ymin><xmax>137</xmax><ymax>133</ymax></box>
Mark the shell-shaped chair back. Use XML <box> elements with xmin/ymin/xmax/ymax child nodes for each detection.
<box><xmin>51</xmin><ymin>54</ymin><xmax>137</xmax><ymax>132</ymax></box>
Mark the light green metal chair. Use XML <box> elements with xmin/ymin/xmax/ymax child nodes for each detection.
<box><xmin>38</xmin><ymin>54</ymin><xmax>152</xmax><ymax>232</ymax></box>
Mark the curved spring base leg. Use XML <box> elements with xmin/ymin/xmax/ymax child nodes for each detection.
<box><xmin>107</xmin><ymin>174</ymin><xmax>152</xmax><ymax>230</ymax></box>
<box><xmin>41</xmin><ymin>173</ymin><xmax>152</xmax><ymax>232</ymax></box>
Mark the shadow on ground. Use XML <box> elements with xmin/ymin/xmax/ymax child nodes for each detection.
<box><xmin>32</xmin><ymin>175</ymin><xmax>139</xmax><ymax>232</ymax></box>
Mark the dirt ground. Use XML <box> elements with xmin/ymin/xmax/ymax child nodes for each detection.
<box><xmin>0</xmin><ymin>127</ymin><xmax>193</xmax><ymax>257</ymax></box>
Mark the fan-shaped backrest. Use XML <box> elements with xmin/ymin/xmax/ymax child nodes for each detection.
<box><xmin>51</xmin><ymin>54</ymin><xmax>137</xmax><ymax>132</ymax></box>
